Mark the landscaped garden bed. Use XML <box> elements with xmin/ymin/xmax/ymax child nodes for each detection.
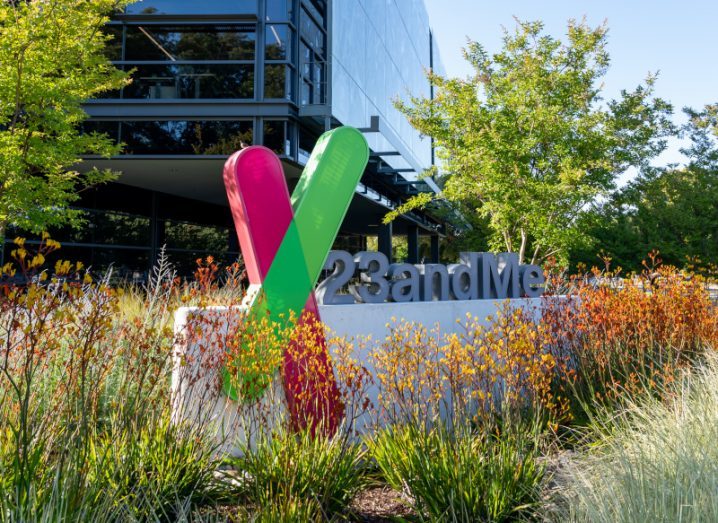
<box><xmin>0</xmin><ymin>239</ymin><xmax>716</xmax><ymax>522</ymax></box>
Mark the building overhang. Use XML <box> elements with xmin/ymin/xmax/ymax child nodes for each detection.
<box><xmin>83</xmin><ymin>155</ymin><xmax>439</xmax><ymax>235</ymax></box>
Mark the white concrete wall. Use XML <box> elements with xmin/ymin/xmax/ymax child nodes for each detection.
<box><xmin>318</xmin><ymin>298</ymin><xmax>542</xmax><ymax>341</ymax></box>
<box><xmin>172</xmin><ymin>298</ymin><xmax>543</xmax><ymax>450</ymax></box>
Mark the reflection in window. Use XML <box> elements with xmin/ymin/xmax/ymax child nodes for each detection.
<box><xmin>263</xmin><ymin>120</ymin><xmax>293</xmax><ymax>156</ymax></box>
<box><xmin>82</xmin><ymin>121</ymin><xmax>121</xmax><ymax>143</ymax></box>
<box><xmin>125</xmin><ymin>0</ymin><xmax>258</xmax><ymax>16</ymax></box>
<box><xmin>302</xmin><ymin>0</ymin><xmax>325</xmax><ymax>26</ymax></box>
<box><xmin>300</xmin><ymin>7</ymin><xmax>324</xmax><ymax>53</ymax></box>
<box><xmin>164</xmin><ymin>220</ymin><xmax>229</xmax><ymax>252</ymax></box>
<box><xmin>35</xmin><ymin>210</ymin><xmax>151</xmax><ymax>247</ymax></box>
<box><xmin>123</xmin><ymin>64</ymin><xmax>254</xmax><ymax>99</ymax></box>
<box><xmin>266</xmin><ymin>0</ymin><xmax>292</xmax><ymax>21</ymax></box>
<box><xmin>119</xmin><ymin>120</ymin><xmax>253</xmax><ymax>155</ymax></box>
<box><xmin>125</xmin><ymin>25</ymin><xmax>255</xmax><ymax>61</ymax></box>
<box><xmin>93</xmin><ymin>212</ymin><xmax>151</xmax><ymax>246</ymax></box>
<box><xmin>103</xmin><ymin>25</ymin><xmax>123</xmax><ymax>61</ymax></box>
<box><xmin>264</xmin><ymin>64</ymin><xmax>292</xmax><ymax>100</ymax></box>
<box><xmin>265</xmin><ymin>24</ymin><xmax>291</xmax><ymax>60</ymax></box>
<box><xmin>299</xmin><ymin>41</ymin><xmax>325</xmax><ymax>104</ymax></box>
<box><xmin>92</xmin><ymin>248</ymin><xmax>151</xmax><ymax>280</ymax></box>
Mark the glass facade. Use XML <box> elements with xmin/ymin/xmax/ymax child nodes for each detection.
<box><xmin>83</xmin><ymin>120</ymin><xmax>254</xmax><ymax>155</ymax></box>
<box><xmin>3</xmin><ymin>184</ymin><xmax>239</xmax><ymax>280</ymax></box>
<box><xmin>124</xmin><ymin>1</ymin><xmax>258</xmax><ymax>16</ymax></box>
<box><xmin>331</xmin><ymin>0</ymin><xmax>435</xmax><ymax>168</ymax></box>
<box><xmin>45</xmin><ymin>0</ymin><xmax>445</xmax><ymax>277</ymax></box>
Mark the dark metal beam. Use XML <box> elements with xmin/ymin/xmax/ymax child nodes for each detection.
<box><xmin>378</xmin><ymin>222</ymin><xmax>393</xmax><ymax>261</ymax></box>
<box><xmin>377</xmin><ymin>167</ymin><xmax>415</xmax><ymax>174</ymax></box>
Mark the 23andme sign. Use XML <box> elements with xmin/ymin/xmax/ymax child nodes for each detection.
<box><xmin>317</xmin><ymin>250</ymin><xmax>545</xmax><ymax>305</ymax></box>
<box><xmin>220</xmin><ymin>125</ymin><xmax>545</xmax><ymax>431</ymax></box>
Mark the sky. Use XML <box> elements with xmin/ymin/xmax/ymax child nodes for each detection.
<box><xmin>423</xmin><ymin>0</ymin><xmax>718</xmax><ymax>169</ymax></box>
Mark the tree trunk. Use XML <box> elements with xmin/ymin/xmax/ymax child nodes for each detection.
<box><xmin>518</xmin><ymin>229</ymin><xmax>528</xmax><ymax>266</ymax></box>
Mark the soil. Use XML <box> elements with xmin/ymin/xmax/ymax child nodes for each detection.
<box><xmin>350</xmin><ymin>486</ymin><xmax>415</xmax><ymax>522</ymax></box>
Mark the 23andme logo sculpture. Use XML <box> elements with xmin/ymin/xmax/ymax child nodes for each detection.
<box><xmin>222</xmin><ymin>126</ymin><xmax>369</xmax><ymax>432</ymax></box>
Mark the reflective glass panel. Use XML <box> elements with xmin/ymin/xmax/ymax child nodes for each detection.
<box><xmin>263</xmin><ymin>120</ymin><xmax>292</xmax><ymax>156</ymax></box>
<box><xmin>82</xmin><ymin>121</ymin><xmax>121</xmax><ymax>142</ymax></box>
<box><xmin>164</xmin><ymin>220</ymin><xmax>230</xmax><ymax>252</ymax></box>
<box><xmin>266</xmin><ymin>0</ymin><xmax>292</xmax><ymax>21</ymax></box>
<box><xmin>125</xmin><ymin>25</ymin><xmax>255</xmax><ymax>61</ymax></box>
<box><xmin>103</xmin><ymin>25</ymin><xmax>123</xmax><ymax>61</ymax></box>
<box><xmin>125</xmin><ymin>0</ymin><xmax>258</xmax><ymax>15</ymax></box>
<box><xmin>120</xmin><ymin>120</ymin><xmax>254</xmax><ymax>154</ymax></box>
<box><xmin>265</xmin><ymin>24</ymin><xmax>291</xmax><ymax>61</ymax></box>
<box><xmin>302</xmin><ymin>0</ymin><xmax>325</xmax><ymax>27</ymax></box>
<box><xmin>123</xmin><ymin>64</ymin><xmax>254</xmax><ymax>99</ymax></box>
<box><xmin>264</xmin><ymin>64</ymin><xmax>292</xmax><ymax>100</ymax></box>
<box><xmin>300</xmin><ymin>7</ymin><xmax>324</xmax><ymax>55</ymax></box>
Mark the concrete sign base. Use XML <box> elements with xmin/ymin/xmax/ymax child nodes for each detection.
<box><xmin>171</xmin><ymin>298</ymin><xmax>543</xmax><ymax>452</ymax></box>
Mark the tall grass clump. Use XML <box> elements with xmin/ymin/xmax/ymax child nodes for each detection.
<box><xmin>368</xmin><ymin>423</ymin><xmax>544</xmax><ymax>522</ymax></box>
<box><xmin>365</xmin><ymin>305</ymin><xmax>564</xmax><ymax>522</ymax></box>
<box><xmin>557</xmin><ymin>356</ymin><xmax>718</xmax><ymax>523</ymax></box>
<box><xmin>0</xmin><ymin>239</ymin><xmax>236</xmax><ymax>521</ymax></box>
<box><xmin>229</xmin><ymin>427</ymin><xmax>367</xmax><ymax>522</ymax></box>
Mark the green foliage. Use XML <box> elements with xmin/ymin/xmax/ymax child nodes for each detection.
<box><xmin>230</xmin><ymin>429</ymin><xmax>367</xmax><ymax>522</ymax></box>
<box><xmin>368</xmin><ymin>424</ymin><xmax>545</xmax><ymax>522</ymax></box>
<box><xmin>558</xmin><ymin>358</ymin><xmax>718</xmax><ymax>523</ymax></box>
<box><xmin>395</xmin><ymin>19</ymin><xmax>673</xmax><ymax>264</ymax></box>
<box><xmin>89</xmin><ymin>418</ymin><xmax>221</xmax><ymax>522</ymax></box>
<box><xmin>573</xmin><ymin>104</ymin><xmax>718</xmax><ymax>271</ymax></box>
<box><xmin>0</xmin><ymin>0</ymin><xmax>132</xmax><ymax>236</ymax></box>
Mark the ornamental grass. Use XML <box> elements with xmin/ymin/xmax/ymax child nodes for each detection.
<box><xmin>0</xmin><ymin>238</ymin><xmax>716</xmax><ymax>521</ymax></box>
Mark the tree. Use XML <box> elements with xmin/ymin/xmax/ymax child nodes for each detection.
<box><xmin>394</xmin><ymin>19</ymin><xmax>673</xmax><ymax>265</ymax></box>
<box><xmin>0</xmin><ymin>0</ymin><xmax>131</xmax><ymax>239</ymax></box>
<box><xmin>573</xmin><ymin>105</ymin><xmax>718</xmax><ymax>271</ymax></box>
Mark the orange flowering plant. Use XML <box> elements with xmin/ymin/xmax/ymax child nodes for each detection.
<box><xmin>369</xmin><ymin>305</ymin><xmax>570</xmax><ymax>433</ymax></box>
<box><xmin>543</xmin><ymin>252</ymin><xmax>718</xmax><ymax>416</ymax></box>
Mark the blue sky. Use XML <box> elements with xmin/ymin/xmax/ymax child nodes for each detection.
<box><xmin>423</xmin><ymin>0</ymin><xmax>718</xmax><ymax>168</ymax></box>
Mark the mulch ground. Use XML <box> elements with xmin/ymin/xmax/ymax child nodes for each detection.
<box><xmin>350</xmin><ymin>486</ymin><xmax>415</xmax><ymax>522</ymax></box>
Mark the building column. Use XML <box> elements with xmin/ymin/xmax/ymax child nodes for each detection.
<box><xmin>406</xmin><ymin>224</ymin><xmax>419</xmax><ymax>264</ymax></box>
<box><xmin>430</xmin><ymin>234</ymin><xmax>440</xmax><ymax>263</ymax></box>
<box><xmin>149</xmin><ymin>192</ymin><xmax>159</xmax><ymax>267</ymax></box>
<box><xmin>378</xmin><ymin>222</ymin><xmax>393</xmax><ymax>261</ymax></box>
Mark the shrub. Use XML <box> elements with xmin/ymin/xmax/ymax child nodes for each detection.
<box><xmin>556</xmin><ymin>357</ymin><xmax>718</xmax><ymax>522</ymax></box>
<box><xmin>0</xmin><ymin>239</ymin><xmax>228</xmax><ymax>520</ymax></box>
<box><xmin>230</xmin><ymin>428</ymin><xmax>367</xmax><ymax>521</ymax></box>
<box><xmin>544</xmin><ymin>258</ymin><xmax>718</xmax><ymax>417</ymax></box>
<box><xmin>369</xmin><ymin>304</ymin><xmax>568</xmax><ymax>431</ymax></box>
<box><xmin>368</xmin><ymin>423</ymin><xmax>545</xmax><ymax>522</ymax></box>
<box><xmin>89</xmin><ymin>417</ymin><xmax>221</xmax><ymax>521</ymax></box>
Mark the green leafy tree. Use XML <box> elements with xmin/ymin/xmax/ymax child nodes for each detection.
<box><xmin>574</xmin><ymin>105</ymin><xmax>718</xmax><ymax>271</ymax></box>
<box><xmin>0</xmin><ymin>0</ymin><xmax>132</xmax><ymax>239</ymax></box>
<box><xmin>394</xmin><ymin>19</ymin><xmax>673</xmax><ymax>264</ymax></box>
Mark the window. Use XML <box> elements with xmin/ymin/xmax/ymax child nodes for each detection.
<box><xmin>264</xmin><ymin>64</ymin><xmax>293</xmax><ymax>100</ymax></box>
<box><xmin>265</xmin><ymin>24</ymin><xmax>292</xmax><ymax>60</ymax></box>
<box><xmin>300</xmin><ymin>7</ymin><xmax>324</xmax><ymax>53</ymax></box>
<box><xmin>118</xmin><ymin>120</ymin><xmax>253</xmax><ymax>155</ymax></box>
<box><xmin>125</xmin><ymin>0</ymin><xmax>258</xmax><ymax>16</ymax></box>
<box><xmin>299</xmin><ymin>42</ymin><xmax>325</xmax><ymax>104</ymax></box>
<box><xmin>298</xmin><ymin>6</ymin><xmax>326</xmax><ymax>105</ymax></box>
<box><xmin>125</xmin><ymin>25</ymin><xmax>255</xmax><ymax>61</ymax></box>
<box><xmin>103</xmin><ymin>24</ymin><xmax>123</xmax><ymax>61</ymax></box>
<box><xmin>164</xmin><ymin>220</ymin><xmax>229</xmax><ymax>252</ymax></box>
<box><xmin>266</xmin><ymin>0</ymin><xmax>292</xmax><ymax>21</ymax></box>
<box><xmin>122</xmin><ymin>64</ymin><xmax>254</xmax><ymax>99</ymax></box>
<box><xmin>263</xmin><ymin>120</ymin><xmax>294</xmax><ymax>156</ymax></box>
